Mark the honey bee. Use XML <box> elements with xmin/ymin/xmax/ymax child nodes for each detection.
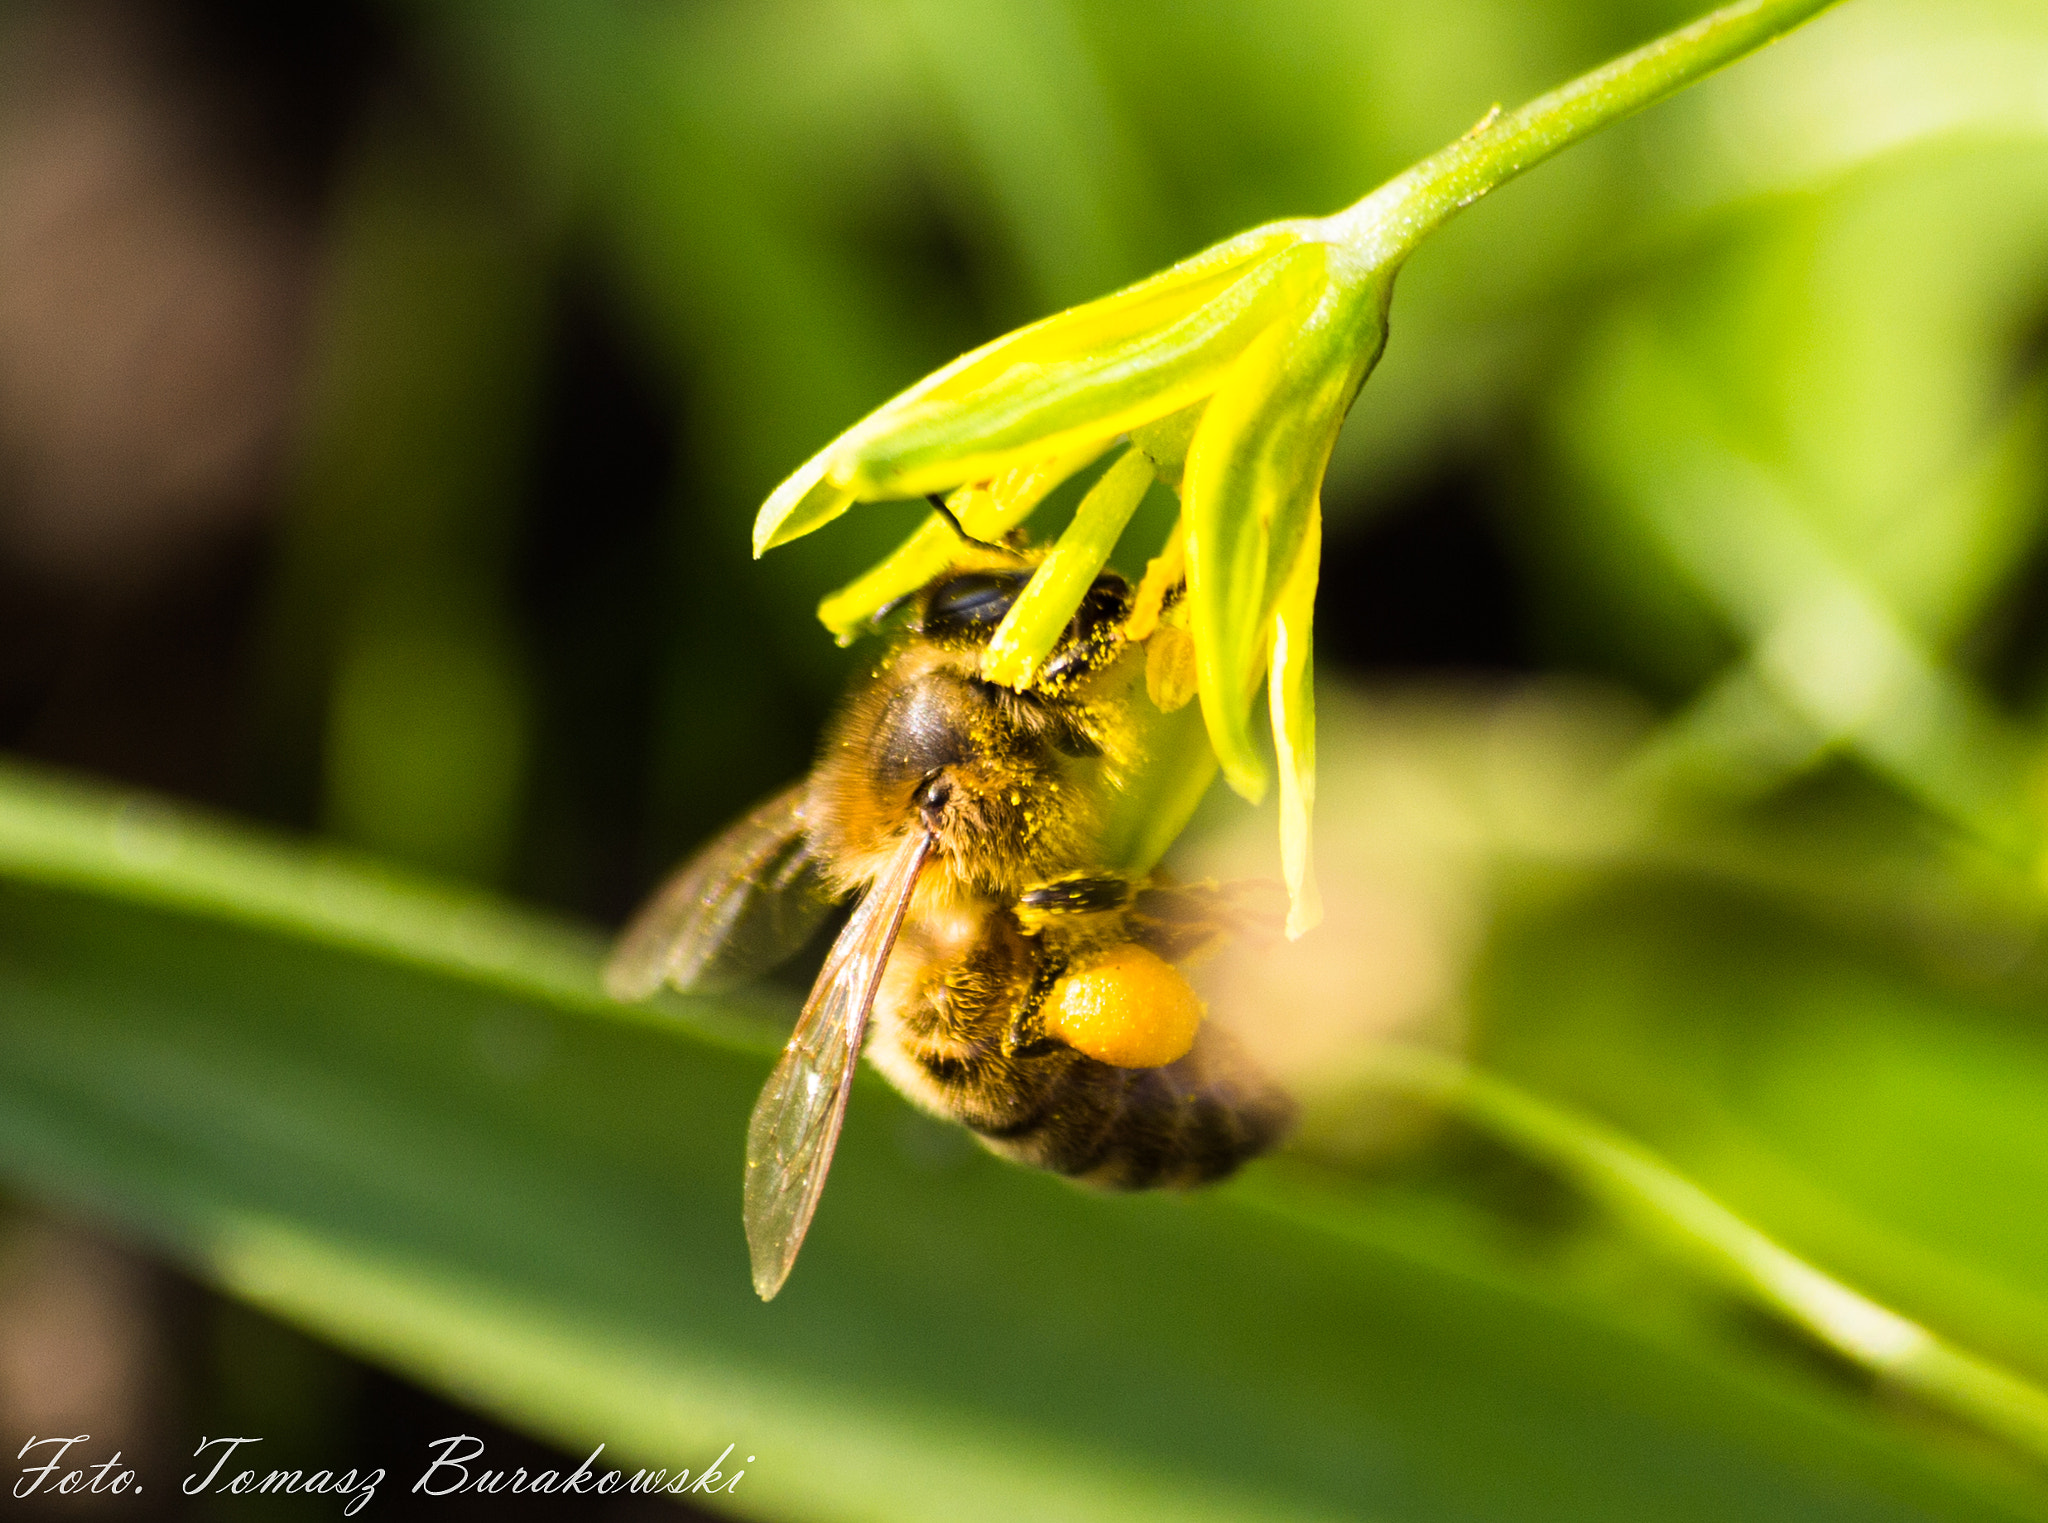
<box><xmin>606</xmin><ymin>550</ymin><xmax>1293</xmax><ymax>1299</ymax></box>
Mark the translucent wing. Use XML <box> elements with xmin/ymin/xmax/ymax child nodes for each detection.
<box><xmin>744</xmin><ymin>828</ymin><xmax>933</xmax><ymax>1300</ymax></box>
<box><xmin>1127</xmin><ymin>878</ymin><xmax>1286</xmax><ymax>963</ymax></box>
<box><xmin>604</xmin><ymin>782</ymin><xmax>836</xmax><ymax>1001</ymax></box>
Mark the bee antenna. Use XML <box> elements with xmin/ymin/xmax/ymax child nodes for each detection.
<box><xmin>927</xmin><ymin>493</ymin><xmax>1005</xmax><ymax>552</ymax></box>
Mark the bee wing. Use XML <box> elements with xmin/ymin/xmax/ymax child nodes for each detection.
<box><xmin>604</xmin><ymin>782</ymin><xmax>836</xmax><ymax>1001</ymax></box>
<box><xmin>1127</xmin><ymin>878</ymin><xmax>1287</xmax><ymax>963</ymax></box>
<box><xmin>743</xmin><ymin>828</ymin><xmax>934</xmax><ymax>1301</ymax></box>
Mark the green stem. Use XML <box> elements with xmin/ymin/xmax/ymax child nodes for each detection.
<box><xmin>1328</xmin><ymin>0</ymin><xmax>1851</xmax><ymax>269</ymax></box>
<box><xmin>1346</xmin><ymin>1044</ymin><xmax>2048</xmax><ymax>1467</ymax></box>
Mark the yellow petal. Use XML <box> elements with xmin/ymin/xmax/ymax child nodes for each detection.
<box><xmin>1180</xmin><ymin>324</ymin><xmax>1289</xmax><ymax>801</ymax></box>
<box><xmin>1269</xmin><ymin>508</ymin><xmax>1321</xmax><ymax>939</ymax></box>
<box><xmin>1130</xmin><ymin>400</ymin><xmax>1205</xmax><ymax>493</ymax></box>
<box><xmin>837</xmin><ymin>241</ymin><xmax>1325</xmax><ymax>499</ymax></box>
<box><xmin>981</xmin><ymin>448</ymin><xmax>1156</xmax><ymax>688</ymax></box>
<box><xmin>752</xmin><ymin>448</ymin><xmax>855</xmax><ymax>557</ymax></box>
<box><xmin>814</xmin><ymin>442</ymin><xmax>1105</xmax><ymax>643</ymax></box>
<box><xmin>876</xmin><ymin>218</ymin><xmax>1312</xmax><ymax>411</ymax></box>
<box><xmin>1183</xmin><ymin>261</ymin><xmax>1386</xmax><ymax>801</ymax></box>
<box><xmin>1125</xmin><ymin>516</ymin><xmax>1185</xmax><ymax>642</ymax></box>
<box><xmin>751</xmin><ymin>222</ymin><xmax>1313</xmax><ymax>554</ymax></box>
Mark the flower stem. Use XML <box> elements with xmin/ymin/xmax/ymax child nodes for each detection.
<box><xmin>1343</xmin><ymin>1044</ymin><xmax>2048</xmax><ymax>1467</ymax></box>
<box><xmin>1329</xmin><ymin>0</ymin><xmax>1851</xmax><ymax>268</ymax></box>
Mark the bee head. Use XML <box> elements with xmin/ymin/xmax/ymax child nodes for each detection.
<box><xmin>919</xmin><ymin>569</ymin><xmax>1033</xmax><ymax>640</ymax></box>
<box><xmin>918</xmin><ymin>566</ymin><xmax>1132</xmax><ymax>689</ymax></box>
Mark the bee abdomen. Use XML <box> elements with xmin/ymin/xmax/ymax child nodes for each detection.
<box><xmin>976</xmin><ymin>1027</ymin><xmax>1293</xmax><ymax>1189</ymax></box>
<box><xmin>869</xmin><ymin>912</ymin><xmax>1293</xmax><ymax>1190</ymax></box>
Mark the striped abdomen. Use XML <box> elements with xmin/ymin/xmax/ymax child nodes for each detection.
<box><xmin>866</xmin><ymin>906</ymin><xmax>1294</xmax><ymax>1188</ymax></box>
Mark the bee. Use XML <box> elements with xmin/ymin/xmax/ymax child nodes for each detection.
<box><xmin>606</xmin><ymin>550</ymin><xmax>1293</xmax><ymax>1299</ymax></box>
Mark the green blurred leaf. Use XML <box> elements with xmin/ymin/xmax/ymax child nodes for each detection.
<box><xmin>0</xmin><ymin>760</ymin><xmax>2041</xmax><ymax>1521</ymax></box>
<box><xmin>1479</xmin><ymin>867</ymin><xmax>2048</xmax><ymax>1396</ymax></box>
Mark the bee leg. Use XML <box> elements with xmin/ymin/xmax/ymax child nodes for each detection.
<box><xmin>1003</xmin><ymin>874</ymin><xmax>1140</xmax><ymax>1057</ymax></box>
<box><xmin>1016</xmin><ymin>875</ymin><xmax>1131</xmax><ymax>918</ymax></box>
<box><xmin>1002</xmin><ymin>954</ymin><xmax>1069</xmax><ymax>1059</ymax></box>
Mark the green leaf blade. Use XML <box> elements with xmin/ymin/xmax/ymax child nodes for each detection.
<box><xmin>0</xmin><ymin>764</ymin><xmax>2039</xmax><ymax>1522</ymax></box>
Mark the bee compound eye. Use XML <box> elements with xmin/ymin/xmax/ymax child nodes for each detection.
<box><xmin>873</xmin><ymin>678</ymin><xmax>971</xmax><ymax>786</ymax></box>
<box><xmin>1070</xmin><ymin>573</ymin><xmax>1132</xmax><ymax>639</ymax></box>
<box><xmin>1040</xmin><ymin>944</ymin><xmax>1205</xmax><ymax>1069</ymax></box>
<box><xmin>1037</xmin><ymin>573</ymin><xmax>1133</xmax><ymax>682</ymax></box>
<box><xmin>922</xmin><ymin>570</ymin><xmax>1033</xmax><ymax>638</ymax></box>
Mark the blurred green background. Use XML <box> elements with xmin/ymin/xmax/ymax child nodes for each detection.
<box><xmin>4</xmin><ymin>0</ymin><xmax>2048</xmax><ymax>1518</ymax></box>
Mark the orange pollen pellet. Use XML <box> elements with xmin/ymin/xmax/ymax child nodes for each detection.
<box><xmin>1042</xmin><ymin>944</ymin><xmax>1205</xmax><ymax>1069</ymax></box>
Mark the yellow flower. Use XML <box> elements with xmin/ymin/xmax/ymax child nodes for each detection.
<box><xmin>741</xmin><ymin>0</ymin><xmax>1854</xmax><ymax>942</ymax></box>
<box><xmin>750</xmin><ymin>217</ymin><xmax>1395</xmax><ymax>939</ymax></box>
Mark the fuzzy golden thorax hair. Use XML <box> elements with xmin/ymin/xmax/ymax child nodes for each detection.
<box><xmin>800</xmin><ymin>564</ymin><xmax>1142</xmax><ymax>904</ymax></box>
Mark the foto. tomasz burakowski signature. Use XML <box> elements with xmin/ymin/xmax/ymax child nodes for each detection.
<box><xmin>15</xmin><ymin>1433</ymin><xmax>755</xmax><ymax>1513</ymax></box>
